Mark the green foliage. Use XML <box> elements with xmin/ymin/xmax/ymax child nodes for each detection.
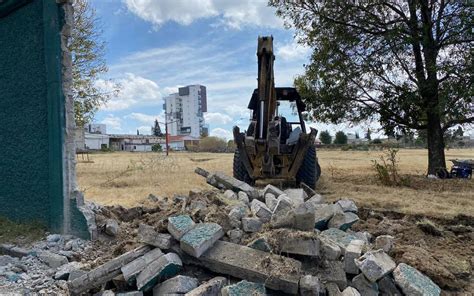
<box><xmin>333</xmin><ymin>131</ymin><xmax>348</xmax><ymax>145</ymax></box>
<box><xmin>152</xmin><ymin>120</ymin><xmax>163</xmax><ymax>137</ymax></box>
<box><xmin>371</xmin><ymin>148</ymin><xmax>410</xmax><ymax>186</ymax></box>
<box><xmin>198</xmin><ymin>137</ymin><xmax>227</xmax><ymax>152</ymax></box>
<box><xmin>71</xmin><ymin>0</ymin><xmax>119</xmax><ymax>127</ymax></box>
<box><xmin>319</xmin><ymin>130</ymin><xmax>332</xmax><ymax>144</ymax></box>
<box><xmin>371</xmin><ymin>139</ymin><xmax>382</xmax><ymax>144</ymax></box>
<box><xmin>152</xmin><ymin>143</ymin><xmax>162</xmax><ymax>152</ymax></box>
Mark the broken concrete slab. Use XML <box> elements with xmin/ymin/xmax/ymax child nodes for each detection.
<box><xmin>263</xmin><ymin>184</ymin><xmax>285</xmax><ymax>197</ymax></box>
<box><xmin>116</xmin><ymin>292</ymin><xmax>143</xmax><ymax>296</ymax></box>
<box><xmin>168</xmin><ymin>215</ymin><xmax>196</xmax><ymax>240</ymax></box>
<box><xmin>185</xmin><ymin>276</ymin><xmax>226</xmax><ymax>296</ymax></box>
<box><xmin>227</xmin><ymin>229</ymin><xmax>243</xmax><ymax>244</ymax></box>
<box><xmin>320</xmin><ymin>236</ymin><xmax>342</xmax><ymax>260</ymax></box>
<box><xmin>138</xmin><ymin>223</ymin><xmax>173</xmax><ymax>249</ymax></box>
<box><xmin>242</xmin><ymin>217</ymin><xmax>263</xmax><ymax>233</ymax></box>
<box><xmin>153</xmin><ymin>275</ymin><xmax>198</xmax><ymax>295</ymax></box>
<box><xmin>317</xmin><ymin>260</ymin><xmax>347</xmax><ymax>290</ymax></box>
<box><xmin>38</xmin><ymin>251</ymin><xmax>68</xmax><ymax>268</ymax></box>
<box><xmin>351</xmin><ymin>274</ymin><xmax>378</xmax><ymax>296</ymax></box>
<box><xmin>180</xmin><ymin>223</ymin><xmax>224</xmax><ymax>258</ymax></box>
<box><xmin>320</xmin><ymin>228</ymin><xmax>360</xmax><ymax>253</ymax></box>
<box><xmin>223</xmin><ymin>189</ymin><xmax>237</xmax><ymax>200</ymax></box>
<box><xmin>54</xmin><ymin>261</ymin><xmax>84</xmax><ymax>280</ymax></box>
<box><xmin>326</xmin><ymin>282</ymin><xmax>343</xmax><ymax>296</ymax></box>
<box><xmin>68</xmin><ymin>269</ymin><xmax>87</xmax><ymax>281</ymax></box>
<box><xmin>299</xmin><ymin>275</ymin><xmax>322</xmax><ymax>295</ymax></box>
<box><xmin>315</xmin><ymin>204</ymin><xmax>341</xmax><ymax>230</ymax></box>
<box><xmin>341</xmin><ymin>287</ymin><xmax>361</xmax><ymax>296</ymax></box>
<box><xmin>121</xmin><ymin>248</ymin><xmax>164</xmax><ymax>283</ymax></box>
<box><xmin>221</xmin><ymin>280</ymin><xmax>266</xmax><ymax>296</ymax></box>
<box><xmin>378</xmin><ymin>275</ymin><xmax>402</xmax><ymax>295</ymax></box>
<box><xmin>294</xmin><ymin>202</ymin><xmax>316</xmax><ymax>231</ymax></box>
<box><xmin>375</xmin><ymin>235</ymin><xmax>394</xmax><ymax>253</ymax></box>
<box><xmin>69</xmin><ymin>245</ymin><xmax>151</xmax><ymax>294</ymax></box>
<box><xmin>237</xmin><ymin>191</ymin><xmax>249</xmax><ymax>205</ymax></box>
<box><xmin>0</xmin><ymin>244</ymin><xmax>32</xmax><ymax>258</ymax></box>
<box><xmin>250</xmin><ymin>199</ymin><xmax>272</xmax><ymax>222</ymax></box>
<box><xmin>393</xmin><ymin>263</ymin><xmax>441</xmax><ymax>296</ymax></box>
<box><xmin>272</xmin><ymin>194</ymin><xmax>294</xmax><ymax>218</ymax></box>
<box><xmin>136</xmin><ymin>252</ymin><xmax>182</xmax><ymax>291</ymax></box>
<box><xmin>355</xmin><ymin>249</ymin><xmax>396</xmax><ymax>282</ymax></box>
<box><xmin>335</xmin><ymin>199</ymin><xmax>358</xmax><ymax>213</ymax></box>
<box><xmin>328</xmin><ymin>212</ymin><xmax>359</xmax><ymax>231</ymax></box>
<box><xmin>281</xmin><ymin>235</ymin><xmax>320</xmax><ymax>257</ymax></box>
<box><xmin>264</xmin><ymin>193</ymin><xmax>278</xmax><ymax>211</ymax></box>
<box><xmin>105</xmin><ymin>219</ymin><xmax>119</xmax><ymax>236</ymax></box>
<box><xmin>209</xmin><ymin>171</ymin><xmax>259</xmax><ymax>200</ymax></box>
<box><xmin>228</xmin><ymin>205</ymin><xmax>247</xmax><ymax>228</ymax></box>
<box><xmin>284</xmin><ymin>188</ymin><xmax>306</xmax><ymax>206</ymax></box>
<box><xmin>344</xmin><ymin>239</ymin><xmax>365</xmax><ymax>274</ymax></box>
<box><xmin>198</xmin><ymin>240</ymin><xmax>301</xmax><ymax>294</ymax></box>
<box><xmin>247</xmin><ymin>238</ymin><xmax>271</xmax><ymax>252</ymax></box>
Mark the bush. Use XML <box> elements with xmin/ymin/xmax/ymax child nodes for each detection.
<box><xmin>152</xmin><ymin>143</ymin><xmax>162</xmax><ymax>152</ymax></box>
<box><xmin>333</xmin><ymin>131</ymin><xmax>348</xmax><ymax>145</ymax></box>
<box><xmin>319</xmin><ymin>130</ymin><xmax>332</xmax><ymax>144</ymax></box>
<box><xmin>371</xmin><ymin>148</ymin><xmax>411</xmax><ymax>186</ymax></box>
<box><xmin>198</xmin><ymin>136</ymin><xmax>227</xmax><ymax>152</ymax></box>
<box><xmin>371</xmin><ymin>138</ymin><xmax>382</xmax><ymax>144</ymax></box>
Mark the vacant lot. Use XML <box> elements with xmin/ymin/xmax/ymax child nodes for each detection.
<box><xmin>77</xmin><ymin>148</ymin><xmax>474</xmax><ymax>219</ymax></box>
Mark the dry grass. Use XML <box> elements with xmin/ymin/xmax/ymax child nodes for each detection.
<box><xmin>77</xmin><ymin>149</ymin><xmax>474</xmax><ymax>218</ymax></box>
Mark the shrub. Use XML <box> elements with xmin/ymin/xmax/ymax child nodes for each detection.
<box><xmin>333</xmin><ymin>131</ymin><xmax>348</xmax><ymax>145</ymax></box>
<box><xmin>371</xmin><ymin>138</ymin><xmax>382</xmax><ymax>144</ymax></box>
<box><xmin>371</xmin><ymin>148</ymin><xmax>411</xmax><ymax>186</ymax></box>
<box><xmin>198</xmin><ymin>136</ymin><xmax>227</xmax><ymax>152</ymax></box>
<box><xmin>152</xmin><ymin>143</ymin><xmax>162</xmax><ymax>152</ymax></box>
<box><xmin>319</xmin><ymin>130</ymin><xmax>332</xmax><ymax>144</ymax></box>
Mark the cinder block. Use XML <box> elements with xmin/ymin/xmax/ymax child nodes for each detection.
<box><xmin>250</xmin><ymin>199</ymin><xmax>272</xmax><ymax>222</ymax></box>
<box><xmin>185</xmin><ymin>276</ymin><xmax>227</xmax><ymax>296</ymax></box>
<box><xmin>327</xmin><ymin>212</ymin><xmax>359</xmax><ymax>231</ymax></box>
<box><xmin>168</xmin><ymin>215</ymin><xmax>196</xmax><ymax>240</ymax></box>
<box><xmin>393</xmin><ymin>263</ymin><xmax>441</xmax><ymax>296</ymax></box>
<box><xmin>344</xmin><ymin>239</ymin><xmax>365</xmax><ymax>274</ymax></box>
<box><xmin>138</xmin><ymin>223</ymin><xmax>173</xmax><ymax>249</ymax></box>
<box><xmin>355</xmin><ymin>249</ymin><xmax>396</xmax><ymax>282</ymax></box>
<box><xmin>242</xmin><ymin>217</ymin><xmax>263</xmax><ymax>233</ymax></box>
<box><xmin>152</xmin><ymin>275</ymin><xmax>198</xmax><ymax>295</ymax></box>
<box><xmin>136</xmin><ymin>252</ymin><xmax>182</xmax><ymax>291</ymax></box>
<box><xmin>121</xmin><ymin>248</ymin><xmax>164</xmax><ymax>283</ymax></box>
<box><xmin>180</xmin><ymin>223</ymin><xmax>224</xmax><ymax>257</ymax></box>
<box><xmin>299</xmin><ymin>275</ymin><xmax>322</xmax><ymax>295</ymax></box>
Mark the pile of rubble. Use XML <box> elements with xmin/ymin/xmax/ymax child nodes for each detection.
<box><xmin>0</xmin><ymin>168</ymin><xmax>442</xmax><ymax>295</ymax></box>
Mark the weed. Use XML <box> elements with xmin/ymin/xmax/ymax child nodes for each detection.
<box><xmin>371</xmin><ymin>148</ymin><xmax>412</xmax><ymax>186</ymax></box>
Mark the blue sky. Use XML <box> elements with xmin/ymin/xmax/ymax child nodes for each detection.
<box><xmin>90</xmin><ymin>0</ymin><xmax>384</xmax><ymax>139</ymax></box>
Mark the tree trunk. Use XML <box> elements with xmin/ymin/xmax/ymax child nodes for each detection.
<box><xmin>426</xmin><ymin>110</ymin><xmax>446</xmax><ymax>175</ymax></box>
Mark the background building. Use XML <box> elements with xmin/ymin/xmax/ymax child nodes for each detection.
<box><xmin>164</xmin><ymin>85</ymin><xmax>207</xmax><ymax>138</ymax></box>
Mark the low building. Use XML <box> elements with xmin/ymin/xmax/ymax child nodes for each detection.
<box><xmin>168</xmin><ymin>135</ymin><xmax>200</xmax><ymax>151</ymax></box>
<box><xmin>109</xmin><ymin>135</ymin><xmax>165</xmax><ymax>152</ymax></box>
<box><xmin>85</xmin><ymin>133</ymin><xmax>110</xmax><ymax>150</ymax></box>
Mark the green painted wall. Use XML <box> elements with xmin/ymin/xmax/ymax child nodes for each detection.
<box><xmin>0</xmin><ymin>0</ymin><xmax>77</xmax><ymax>234</ymax></box>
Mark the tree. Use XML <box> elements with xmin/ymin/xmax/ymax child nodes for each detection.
<box><xmin>152</xmin><ymin>143</ymin><xmax>162</xmax><ymax>152</ymax></box>
<box><xmin>355</xmin><ymin>132</ymin><xmax>360</xmax><ymax>139</ymax></box>
<box><xmin>334</xmin><ymin>131</ymin><xmax>348</xmax><ymax>145</ymax></box>
<box><xmin>70</xmin><ymin>0</ymin><xmax>119</xmax><ymax>127</ymax></box>
<box><xmin>152</xmin><ymin>119</ymin><xmax>163</xmax><ymax>137</ymax></box>
<box><xmin>365</xmin><ymin>129</ymin><xmax>372</xmax><ymax>141</ymax></box>
<box><xmin>319</xmin><ymin>130</ymin><xmax>332</xmax><ymax>144</ymax></box>
<box><xmin>271</xmin><ymin>1</ymin><xmax>473</xmax><ymax>174</ymax></box>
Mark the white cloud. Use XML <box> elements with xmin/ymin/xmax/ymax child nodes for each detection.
<box><xmin>97</xmin><ymin>73</ymin><xmax>162</xmax><ymax>111</ymax></box>
<box><xmin>123</xmin><ymin>0</ymin><xmax>283</xmax><ymax>29</ymax></box>
<box><xmin>210</xmin><ymin>127</ymin><xmax>233</xmax><ymax>140</ymax></box>
<box><xmin>204</xmin><ymin>112</ymin><xmax>233</xmax><ymax>125</ymax></box>
<box><xmin>101</xmin><ymin>115</ymin><xmax>123</xmax><ymax>133</ymax></box>
<box><xmin>276</xmin><ymin>40</ymin><xmax>311</xmax><ymax>61</ymax></box>
<box><xmin>125</xmin><ymin>112</ymin><xmax>163</xmax><ymax>125</ymax></box>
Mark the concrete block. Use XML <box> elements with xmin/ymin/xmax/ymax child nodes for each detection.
<box><xmin>221</xmin><ymin>280</ymin><xmax>266</xmax><ymax>296</ymax></box>
<box><xmin>250</xmin><ymin>199</ymin><xmax>272</xmax><ymax>222</ymax></box>
<box><xmin>180</xmin><ymin>223</ymin><xmax>224</xmax><ymax>258</ymax></box>
<box><xmin>211</xmin><ymin>172</ymin><xmax>259</xmax><ymax>200</ymax></box>
<box><xmin>227</xmin><ymin>229</ymin><xmax>243</xmax><ymax>244</ymax></box>
<box><xmin>294</xmin><ymin>202</ymin><xmax>316</xmax><ymax>231</ymax></box>
<box><xmin>341</xmin><ymin>287</ymin><xmax>361</xmax><ymax>296</ymax></box>
<box><xmin>355</xmin><ymin>249</ymin><xmax>396</xmax><ymax>282</ymax></box>
<box><xmin>378</xmin><ymin>275</ymin><xmax>402</xmax><ymax>296</ymax></box>
<box><xmin>315</xmin><ymin>204</ymin><xmax>340</xmax><ymax>230</ymax></box>
<box><xmin>242</xmin><ymin>217</ymin><xmax>263</xmax><ymax>233</ymax></box>
<box><xmin>320</xmin><ymin>236</ymin><xmax>342</xmax><ymax>260</ymax></box>
<box><xmin>263</xmin><ymin>184</ymin><xmax>285</xmax><ymax>197</ymax></box>
<box><xmin>335</xmin><ymin>199</ymin><xmax>358</xmax><ymax>213</ymax></box>
<box><xmin>198</xmin><ymin>240</ymin><xmax>301</xmax><ymax>294</ymax></box>
<box><xmin>185</xmin><ymin>276</ymin><xmax>227</xmax><ymax>296</ymax></box>
<box><xmin>153</xmin><ymin>275</ymin><xmax>199</xmax><ymax>295</ymax></box>
<box><xmin>283</xmin><ymin>188</ymin><xmax>306</xmax><ymax>206</ymax></box>
<box><xmin>306</xmin><ymin>193</ymin><xmax>325</xmax><ymax>206</ymax></box>
<box><xmin>0</xmin><ymin>244</ymin><xmax>32</xmax><ymax>258</ymax></box>
<box><xmin>38</xmin><ymin>251</ymin><xmax>68</xmax><ymax>268</ymax></box>
<box><xmin>393</xmin><ymin>263</ymin><xmax>441</xmax><ymax>296</ymax></box>
<box><xmin>326</xmin><ymin>282</ymin><xmax>342</xmax><ymax>296</ymax></box>
<box><xmin>237</xmin><ymin>191</ymin><xmax>249</xmax><ymax>205</ymax></box>
<box><xmin>47</xmin><ymin>234</ymin><xmax>62</xmax><ymax>242</ymax></box>
<box><xmin>281</xmin><ymin>235</ymin><xmax>320</xmax><ymax>256</ymax></box>
<box><xmin>272</xmin><ymin>194</ymin><xmax>294</xmax><ymax>218</ymax></box>
<box><xmin>270</xmin><ymin>209</ymin><xmax>296</xmax><ymax>229</ymax></box>
<box><xmin>264</xmin><ymin>193</ymin><xmax>278</xmax><ymax>211</ymax></box>
<box><xmin>299</xmin><ymin>275</ymin><xmax>322</xmax><ymax>295</ymax></box>
<box><xmin>328</xmin><ymin>212</ymin><xmax>359</xmax><ymax>231</ymax></box>
<box><xmin>344</xmin><ymin>239</ymin><xmax>365</xmax><ymax>274</ymax></box>
<box><xmin>136</xmin><ymin>252</ymin><xmax>182</xmax><ymax>291</ymax></box>
<box><xmin>54</xmin><ymin>261</ymin><xmax>84</xmax><ymax>280</ymax></box>
<box><xmin>168</xmin><ymin>215</ymin><xmax>196</xmax><ymax>240</ymax></box>
<box><xmin>105</xmin><ymin>219</ymin><xmax>119</xmax><ymax>236</ymax></box>
<box><xmin>375</xmin><ymin>235</ymin><xmax>394</xmax><ymax>253</ymax></box>
<box><xmin>116</xmin><ymin>292</ymin><xmax>143</xmax><ymax>296</ymax></box>
<box><xmin>351</xmin><ymin>274</ymin><xmax>378</xmax><ymax>296</ymax></box>
<box><xmin>320</xmin><ymin>228</ymin><xmax>360</xmax><ymax>253</ymax></box>
<box><xmin>121</xmin><ymin>248</ymin><xmax>164</xmax><ymax>282</ymax></box>
<box><xmin>138</xmin><ymin>223</ymin><xmax>173</xmax><ymax>249</ymax></box>
<box><xmin>317</xmin><ymin>260</ymin><xmax>347</xmax><ymax>290</ymax></box>
<box><xmin>247</xmin><ymin>238</ymin><xmax>271</xmax><ymax>252</ymax></box>
<box><xmin>223</xmin><ymin>189</ymin><xmax>237</xmax><ymax>200</ymax></box>
<box><xmin>228</xmin><ymin>205</ymin><xmax>247</xmax><ymax>228</ymax></box>
<box><xmin>68</xmin><ymin>268</ymin><xmax>86</xmax><ymax>281</ymax></box>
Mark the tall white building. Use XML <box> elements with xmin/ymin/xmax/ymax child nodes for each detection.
<box><xmin>163</xmin><ymin>85</ymin><xmax>208</xmax><ymax>138</ymax></box>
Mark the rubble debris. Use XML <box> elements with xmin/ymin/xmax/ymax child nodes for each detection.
<box><xmin>344</xmin><ymin>239</ymin><xmax>365</xmax><ymax>274</ymax></box>
<box><xmin>355</xmin><ymin>249</ymin><xmax>396</xmax><ymax>282</ymax></box>
<box><xmin>393</xmin><ymin>263</ymin><xmax>441</xmax><ymax>296</ymax></box>
<box><xmin>264</xmin><ymin>193</ymin><xmax>278</xmax><ymax>211</ymax></box>
<box><xmin>227</xmin><ymin>229</ymin><xmax>243</xmax><ymax>244</ymax></box>
<box><xmin>284</xmin><ymin>188</ymin><xmax>306</xmax><ymax>206</ymax></box>
<box><xmin>221</xmin><ymin>280</ymin><xmax>266</xmax><ymax>296</ymax></box>
<box><xmin>272</xmin><ymin>194</ymin><xmax>294</xmax><ymax>218</ymax></box>
<box><xmin>195</xmin><ymin>168</ymin><xmax>259</xmax><ymax>199</ymax></box>
<box><xmin>281</xmin><ymin>234</ymin><xmax>320</xmax><ymax>257</ymax></box>
<box><xmin>378</xmin><ymin>275</ymin><xmax>402</xmax><ymax>295</ymax></box>
<box><xmin>294</xmin><ymin>202</ymin><xmax>316</xmax><ymax>231</ymax></box>
<box><xmin>299</xmin><ymin>275</ymin><xmax>322</xmax><ymax>295</ymax></box>
<box><xmin>263</xmin><ymin>184</ymin><xmax>285</xmax><ymax>197</ymax></box>
<box><xmin>223</xmin><ymin>189</ymin><xmax>237</xmax><ymax>200</ymax></box>
<box><xmin>317</xmin><ymin>260</ymin><xmax>347</xmax><ymax>290</ymax></box>
<box><xmin>69</xmin><ymin>245</ymin><xmax>151</xmax><ymax>294</ymax></box>
<box><xmin>341</xmin><ymin>286</ymin><xmax>361</xmax><ymax>296</ymax></box>
<box><xmin>198</xmin><ymin>240</ymin><xmax>301</xmax><ymax>294</ymax></box>
<box><xmin>228</xmin><ymin>206</ymin><xmax>247</xmax><ymax>228</ymax></box>
<box><xmin>152</xmin><ymin>275</ymin><xmax>198</xmax><ymax>295</ymax></box>
<box><xmin>136</xmin><ymin>252</ymin><xmax>182</xmax><ymax>291</ymax></box>
<box><xmin>180</xmin><ymin>223</ymin><xmax>224</xmax><ymax>258</ymax></box>
<box><xmin>105</xmin><ymin>219</ymin><xmax>119</xmax><ymax>236</ymax></box>
<box><xmin>374</xmin><ymin>234</ymin><xmax>394</xmax><ymax>253</ymax></box>
<box><xmin>116</xmin><ymin>292</ymin><xmax>143</xmax><ymax>296</ymax></box>
<box><xmin>250</xmin><ymin>199</ymin><xmax>272</xmax><ymax>222</ymax></box>
<box><xmin>320</xmin><ymin>236</ymin><xmax>342</xmax><ymax>260</ymax></box>
<box><xmin>351</xmin><ymin>273</ymin><xmax>378</xmax><ymax>296</ymax></box>
<box><xmin>305</xmin><ymin>193</ymin><xmax>325</xmax><ymax>207</ymax></box>
<box><xmin>242</xmin><ymin>217</ymin><xmax>263</xmax><ymax>233</ymax></box>
<box><xmin>0</xmin><ymin>244</ymin><xmax>31</xmax><ymax>258</ymax></box>
<box><xmin>326</xmin><ymin>282</ymin><xmax>343</xmax><ymax>296</ymax></box>
<box><xmin>137</xmin><ymin>223</ymin><xmax>172</xmax><ymax>249</ymax></box>
<box><xmin>237</xmin><ymin>191</ymin><xmax>249</xmax><ymax>205</ymax></box>
<box><xmin>315</xmin><ymin>204</ymin><xmax>341</xmax><ymax>230</ymax></box>
<box><xmin>37</xmin><ymin>251</ymin><xmax>68</xmax><ymax>268</ymax></box>
<box><xmin>168</xmin><ymin>215</ymin><xmax>196</xmax><ymax>240</ymax></box>
<box><xmin>247</xmin><ymin>238</ymin><xmax>272</xmax><ymax>252</ymax></box>
<box><xmin>121</xmin><ymin>248</ymin><xmax>163</xmax><ymax>283</ymax></box>
<box><xmin>185</xmin><ymin>276</ymin><xmax>226</xmax><ymax>296</ymax></box>
<box><xmin>54</xmin><ymin>261</ymin><xmax>83</xmax><ymax>280</ymax></box>
<box><xmin>320</xmin><ymin>228</ymin><xmax>360</xmax><ymax>253</ymax></box>
<box><xmin>328</xmin><ymin>211</ymin><xmax>360</xmax><ymax>231</ymax></box>
<box><xmin>335</xmin><ymin>199</ymin><xmax>358</xmax><ymax>213</ymax></box>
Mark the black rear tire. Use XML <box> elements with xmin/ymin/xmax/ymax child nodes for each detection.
<box><xmin>296</xmin><ymin>145</ymin><xmax>321</xmax><ymax>188</ymax></box>
<box><xmin>233</xmin><ymin>149</ymin><xmax>254</xmax><ymax>184</ymax></box>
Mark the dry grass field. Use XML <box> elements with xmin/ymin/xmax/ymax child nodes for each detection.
<box><xmin>77</xmin><ymin>148</ymin><xmax>474</xmax><ymax>219</ymax></box>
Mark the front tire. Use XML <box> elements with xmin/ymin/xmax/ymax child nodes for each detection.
<box><xmin>296</xmin><ymin>145</ymin><xmax>321</xmax><ymax>188</ymax></box>
<box><xmin>233</xmin><ymin>149</ymin><xmax>254</xmax><ymax>184</ymax></box>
